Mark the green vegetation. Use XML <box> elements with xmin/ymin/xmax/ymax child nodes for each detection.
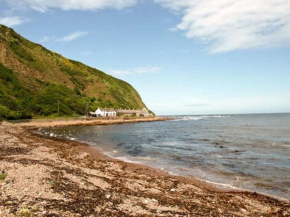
<box><xmin>0</xmin><ymin>173</ymin><xmax>6</xmax><ymax>180</ymax></box>
<box><xmin>48</xmin><ymin>180</ymin><xmax>55</xmax><ymax>187</ymax></box>
<box><xmin>0</xmin><ymin>62</ymin><xmax>95</xmax><ymax>119</ymax></box>
<box><xmin>0</xmin><ymin>24</ymin><xmax>150</xmax><ymax>120</ymax></box>
<box><xmin>0</xmin><ymin>62</ymin><xmax>32</xmax><ymax>120</ymax></box>
<box><xmin>18</xmin><ymin>208</ymin><xmax>36</xmax><ymax>217</ymax></box>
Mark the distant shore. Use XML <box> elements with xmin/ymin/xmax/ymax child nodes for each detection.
<box><xmin>0</xmin><ymin>118</ymin><xmax>289</xmax><ymax>216</ymax></box>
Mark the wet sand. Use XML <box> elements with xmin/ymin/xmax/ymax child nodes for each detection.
<box><xmin>0</xmin><ymin>118</ymin><xmax>289</xmax><ymax>216</ymax></box>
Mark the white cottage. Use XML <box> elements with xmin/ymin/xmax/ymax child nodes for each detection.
<box><xmin>95</xmin><ymin>108</ymin><xmax>116</xmax><ymax>117</ymax></box>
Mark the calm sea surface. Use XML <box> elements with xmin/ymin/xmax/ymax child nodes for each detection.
<box><xmin>41</xmin><ymin>113</ymin><xmax>290</xmax><ymax>200</ymax></box>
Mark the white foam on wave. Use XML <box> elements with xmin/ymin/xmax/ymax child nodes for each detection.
<box><xmin>115</xmin><ymin>156</ymin><xmax>142</xmax><ymax>164</ymax></box>
<box><xmin>172</xmin><ymin>115</ymin><xmax>230</xmax><ymax>122</ymax></box>
<box><xmin>103</xmin><ymin>151</ymin><xmax>143</xmax><ymax>164</ymax></box>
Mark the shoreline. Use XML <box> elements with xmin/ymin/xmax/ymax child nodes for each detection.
<box><xmin>1</xmin><ymin>118</ymin><xmax>289</xmax><ymax>216</ymax></box>
<box><xmin>37</xmin><ymin>125</ymin><xmax>289</xmax><ymax>204</ymax></box>
<box><xmin>13</xmin><ymin>116</ymin><xmax>170</xmax><ymax>128</ymax></box>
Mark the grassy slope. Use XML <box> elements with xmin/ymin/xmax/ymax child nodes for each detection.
<box><xmin>0</xmin><ymin>25</ymin><xmax>149</xmax><ymax>120</ymax></box>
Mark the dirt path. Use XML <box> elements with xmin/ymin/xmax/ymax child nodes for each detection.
<box><xmin>0</xmin><ymin>122</ymin><xmax>289</xmax><ymax>216</ymax></box>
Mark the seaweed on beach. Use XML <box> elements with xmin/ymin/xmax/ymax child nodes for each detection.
<box><xmin>0</xmin><ymin>124</ymin><xmax>289</xmax><ymax>216</ymax></box>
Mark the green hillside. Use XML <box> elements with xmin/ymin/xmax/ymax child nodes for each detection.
<box><xmin>0</xmin><ymin>24</ymin><xmax>149</xmax><ymax>120</ymax></box>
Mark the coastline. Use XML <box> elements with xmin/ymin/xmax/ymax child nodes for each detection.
<box><xmin>13</xmin><ymin>117</ymin><xmax>169</xmax><ymax>128</ymax></box>
<box><xmin>0</xmin><ymin>118</ymin><xmax>289</xmax><ymax>216</ymax></box>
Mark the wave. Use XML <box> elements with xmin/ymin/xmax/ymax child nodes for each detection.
<box><xmin>172</xmin><ymin>115</ymin><xmax>230</xmax><ymax>122</ymax></box>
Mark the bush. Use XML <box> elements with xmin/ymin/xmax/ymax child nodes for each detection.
<box><xmin>123</xmin><ymin>115</ymin><xmax>130</xmax><ymax>120</ymax></box>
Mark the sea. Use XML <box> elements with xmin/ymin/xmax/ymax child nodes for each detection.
<box><xmin>40</xmin><ymin>113</ymin><xmax>290</xmax><ymax>200</ymax></box>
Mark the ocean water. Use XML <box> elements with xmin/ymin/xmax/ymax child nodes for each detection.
<box><xmin>41</xmin><ymin>113</ymin><xmax>290</xmax><ymax>200</ymax></box>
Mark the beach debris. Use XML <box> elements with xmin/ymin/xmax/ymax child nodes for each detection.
<box><xmin>76</xmin><ymin>152</ymin><xmax>89</xmax><ymax>159</ymax></box>
<box><xmin>71</xmin><ymin>138</ymin><xmax>76</xmax><ymax>141</ymax></box>
<box><xmin>49</xmin><ymin>133</ymin><xmax>54</xmax><ymax>137</ymax></box>
<box><xmin>240</xmin><ymin>208</ymin><xmax>248</xmax><ymax>213</ymax></box>
<box><xmin>0</xmin><ymin>124</ymin><xmax>289</xmax><ymax>217</ymax></box>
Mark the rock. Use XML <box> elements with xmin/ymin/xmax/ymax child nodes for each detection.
<box><xmin>240</xmin><ymin>208</ymin><xmax>248</xmax><ymax>213</ymax></box>
<box><xmin>117</xmin><ymin>142</ymin><xmax>125</xmax><ymax>146</ymax></box>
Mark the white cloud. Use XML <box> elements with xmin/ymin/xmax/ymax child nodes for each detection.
<box><xmin>168</xmin><ymin>27</ymin><xmax>178</xmax><ymax>32</ymax></box>
<box><xmin>110</xmin><ymin>66</ymin><xmax>161</xmax><ymax>75</ymax></box>
<box><xmin>39</xmin><ymin>36</ymin><xmax>55</xmax><ymax>43</ymax></box>
<box><xmin>39</xmin><ymin>31</ymin><xmax>87</xmax><ymax>43</ymax></box>
<box><xmin>0</xmin><ymin>16</ymin><xmax>28</xmax><ymax>27</ymax></box>
<box><xmin>3</xmin><ymin>0</ymin><xmax>290</xmax><ymax>53</ymax></box>
<box><xmin>57</xmin><ymin>31</ymin><xmax>88</xmax><ymax>42</ymax></box>
<box><xmin>4</xmin><ymin>0</ymin><xmax>138</xmax><ymax>12</ymax></box>
<box><xmin>156</xmin><ymin>0</ymin><xmax>290</xmax><ymax>53</ymax></box>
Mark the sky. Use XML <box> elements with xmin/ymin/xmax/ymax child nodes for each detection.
<box><xmin>0</xmin><ymin>0</ymin><xmax>290</xmax><ymax>115</ymax></box>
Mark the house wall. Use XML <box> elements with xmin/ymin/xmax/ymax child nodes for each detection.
<box><xmin>95</xmin><ymin>109</ymin><xmax>104</xmax><ymax>117</ymax></box>
<box><xmin>104</xmin><ymin>111</ymin><xmax>116</xmax><ymax>117</ymax></box>
<box><xmin>95</xmin><ymin>108</ymin><xmax>149</xmax><ymax>117</ymax></box>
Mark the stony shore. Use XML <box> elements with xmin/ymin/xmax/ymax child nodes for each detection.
<box><xmin>13</xmin><ymin>117</ymin><xmax>169</xmax><ymax>128</ymax></box>
<box><xmin>0</xmin><ymin>118</ymin><xmax>289</xmax><ymax>216</ymax></box>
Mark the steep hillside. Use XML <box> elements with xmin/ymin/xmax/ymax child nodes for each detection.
<box><xmin>0</xmin><ymin>24</ymin><xmax>148</xmax><ymax>120</ymax></box>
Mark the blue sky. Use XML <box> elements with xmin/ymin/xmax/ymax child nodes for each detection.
<box><xmin>0</xmin><ymin>0</ymin><xmax>290</xmax><ymax>115</ymax></box>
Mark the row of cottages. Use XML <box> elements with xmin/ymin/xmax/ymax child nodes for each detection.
<box><xmin>93</xmin><ymin>107</ymin><xmax>150</xmax><ymax>117</ymax></box>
